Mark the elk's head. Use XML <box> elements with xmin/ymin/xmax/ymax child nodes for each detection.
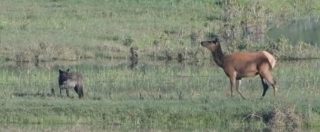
<box><xmin>200</xmin><ymin>38</ymin><xmax>220</xmax><ymax>52</ymax></box>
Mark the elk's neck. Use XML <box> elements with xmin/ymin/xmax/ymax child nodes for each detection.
<box><xmin>211</xmin><ymin>46</ymin><xmax>224</xmax><ymax>67</ymax></box>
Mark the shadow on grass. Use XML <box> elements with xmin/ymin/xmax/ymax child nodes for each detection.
<box><xmin>13</xmin><ymin>92</ymin><xmax>54</xmax><ymax>98</ymax></box>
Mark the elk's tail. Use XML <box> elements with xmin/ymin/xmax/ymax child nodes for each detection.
<box><xmin>262</xmin><ymin>51</ymin><xmax>276</xmax><ymax>69</ymax></box>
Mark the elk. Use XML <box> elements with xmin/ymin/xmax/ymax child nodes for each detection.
<box><xmin>200</xmin><ymin>37</ymin><xmax>277</xmax><ymax>99</ymax></box>
<box><xmin>58</xmin><ymin>69</ymin><xmax>84</xmax><ymax>98</ymax></box>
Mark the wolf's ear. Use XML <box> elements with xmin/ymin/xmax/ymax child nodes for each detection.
<box><xmin>214</xmin><ymin>37</ymin><xmax>219</xmax><ymax>43</ymax></box>
<box><xmin>66</xmin><ymin>69</ymin><xmax>70</xmax><ymax>72</ymax></box>
<box><xmin>59</xmin><ymin>69</ymin><xmax>64</xmax><ymax>74</ymax></box>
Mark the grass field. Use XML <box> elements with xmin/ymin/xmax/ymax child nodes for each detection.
<box><xmin>0</xmin><ymin>0</ymin><xmax>217</xmax><ymax>61</ymax></box>
<box><xmin>0</xmin><ymin>59</ymin><xmax>319</xmax><ymax>131</ymax></box>
<box><xmin>0</xmin><ymin>0</ymin><xmax>320</xmax><ymax>61</ymax></box>
<box><xmin>1</xmin><ymin>0</ymin><xmax>320</xmax><ymax>131</ymax></box>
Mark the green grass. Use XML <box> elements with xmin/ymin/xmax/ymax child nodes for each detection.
<box><xmin>0</xmin><ymin>0</ymin><xmax>320</xmax><ymax>130</ymax></box>
<box><xmin>0</xmin><ymin>60</ymin><xmax>320</xmax><ymax>130</ymax></box>
<box><xmin>0</xmin><ymin>0</ymin><xmax>213</xmax><ymax>47</ymax></box>
<box><xmin>0</xmin><ymin>0</ymin><xmax>319</xmax><ymax>61</ymax></box>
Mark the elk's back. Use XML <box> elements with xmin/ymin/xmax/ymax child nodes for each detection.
<box><xmin>223</xmin><ymin>51</ymin><xmax>276</xmax><ymax>76</ymax></box>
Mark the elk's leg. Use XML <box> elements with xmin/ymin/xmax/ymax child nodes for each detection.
<box><xmin>260</xmin><ymin>75</ymin><xmax>269</xmax><ymax>97</ymax></box>
<box><xmin>265</xmin><ymin>75</ymin><xmax>276</xmax><ymax>96</ymax></box>
<box><xmin>229</xmin><ymin>78</ymin><xmax>235</xmax><ymax>97</ymax></box>
<box><xmin>236</xmin><ymin>79</ymin><xmax>246</xmax><ymax>99</ymax></box>
<box><xmin>229</xmin><ymin>74</ymin><xmax>236</xmax><ymax>97</ymax></box>
<box><xmin>259</xmin><ymin>65</ymin><xmax>277</xmax><ymax>96</ymax></box>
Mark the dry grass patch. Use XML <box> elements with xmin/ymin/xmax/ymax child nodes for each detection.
<box><xmin>263</xmin><ymin>106</ymin><xmax>303</xmax><ymax>131</ymax></box>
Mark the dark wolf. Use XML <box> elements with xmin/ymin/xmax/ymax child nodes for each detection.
<box><xmin>58</xmin><ymin>69</ymin><xmax>84</xmax><ymax>98</ymax></box>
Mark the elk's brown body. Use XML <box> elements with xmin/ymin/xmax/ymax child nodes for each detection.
<box><xmin>201</xmin><ymin>38</ymin><xmax>277</xmax><ymax>99</ymax></box>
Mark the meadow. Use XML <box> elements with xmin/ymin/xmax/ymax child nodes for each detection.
<box><xmin>0</xmin><ymin>0</ymin><xmax>320</xmax><ymax>131</ymax></box>
<box><xmin>1</xmin><ymin>0</ymin><xmax>320</xmax><ymax>61</ymax></box>
<box><xmin>0</xmin><ymin>59</ymin><xmax>319</xmax><ymax>131</ymax></box>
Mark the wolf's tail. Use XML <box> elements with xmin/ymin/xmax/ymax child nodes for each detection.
<box><xmin>75</xmin><ymin>85</ymin><xmax>84</xmax><ymax>98</ymax></box>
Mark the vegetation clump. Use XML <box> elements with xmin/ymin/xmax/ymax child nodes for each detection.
<box><xmin>264</xmin><ymin>106</ymin><xmax>303</xmax><ymax>131</ymax></box>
